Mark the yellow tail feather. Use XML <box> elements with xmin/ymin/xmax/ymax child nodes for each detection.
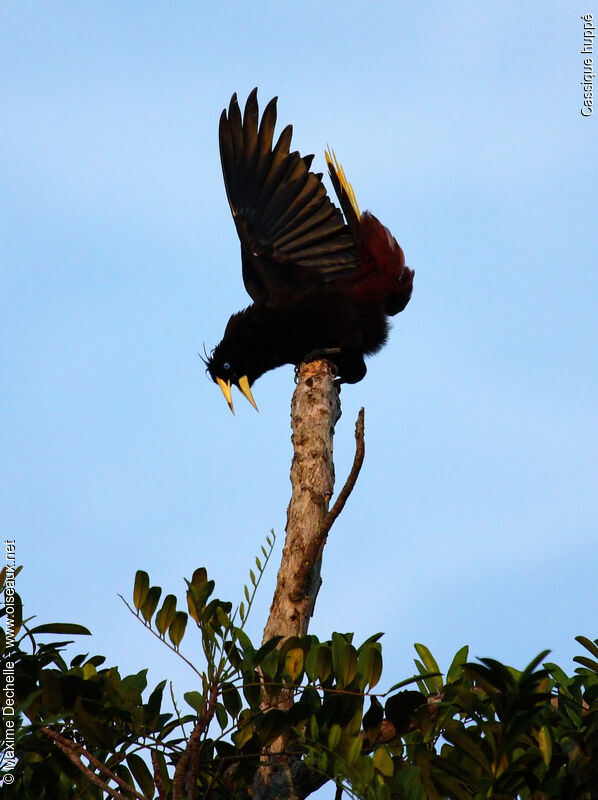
<box><xmin>325</xmin><ymin>147</ymin><xmax>361</xmax><ymax>219</ymax></box>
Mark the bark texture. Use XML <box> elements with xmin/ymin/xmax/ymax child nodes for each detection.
<box><xmin>253</xmin><ymin>360</ymin><xmax>366</xmax><ymax>800</ymax></box>
<box><xmin>262</xmin><ymin>360</ymin><xmax>341</xmax><ymax>644</ymax></box>
<box><xmin>254</xmin><ymin>361</ymin><xmax>340</xmax><ymax>800</ymax></box>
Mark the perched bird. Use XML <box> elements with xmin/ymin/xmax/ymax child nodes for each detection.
<box><xmin>205</xmin><ymin>89</ymin><xmax>414</xmax><ymax>413</ymax></box>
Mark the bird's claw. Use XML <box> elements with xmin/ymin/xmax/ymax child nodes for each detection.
<box><xmin>295</xmin><ymin>353</ymin><xmax>340</xmax><ymax>384</ymax></box>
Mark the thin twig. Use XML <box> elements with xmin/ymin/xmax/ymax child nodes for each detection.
<box><xmin>41</xmin><ymin>727</ymin><xmax>147</xmax><ymax>800</ymax></box>
<box><xmin>319</xmin><ymin>407</ymin><xmax>365</xmax><ymax>540</ymax></box>
<box><xmin>170</xmin><ymin>681</ymin><xmax>190</xmax><ymax>743</ymax></box>
<box><xmin>151</xmin><ymin>750</ymin><xmax>168</xmax><ymax>800</ymax></box>
<box><xmin>119</xmin><ymin>594</ymin><xmax>204</xmax><ymax>679</ymax></box>
<box><xmin>294</xmin><ymin>407</ymin><xmax>366</xmax><ymax>599</ymax></box>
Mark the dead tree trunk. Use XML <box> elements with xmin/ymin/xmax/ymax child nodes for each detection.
<box><xmin>253</xmin><ymin>360</ymin><xmax>365</xmax><ymax>800</ymax></box>
<box><xmin>262</xmin><ymin>359</ymin><xmax>341</xmax><ymax>644</ymax></box>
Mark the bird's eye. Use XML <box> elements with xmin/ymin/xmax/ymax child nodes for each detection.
<box><xmin>223</xmin><ymin>361</ymin><xmax>231</xmax><ymax>371</ymax></box>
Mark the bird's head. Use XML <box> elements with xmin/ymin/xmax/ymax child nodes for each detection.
<box><xmin>203</xmin><ymin>343</ymin><xmax>259</xmax><ymax>415</ymax></box>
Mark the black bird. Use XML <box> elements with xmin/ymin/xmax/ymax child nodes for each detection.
<box><xmin>205</xmin><ymin>89</ymin><xmax>414</xmax><ymax>413</ymax></box>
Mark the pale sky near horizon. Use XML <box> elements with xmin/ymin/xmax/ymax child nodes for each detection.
<box><xmin>2</xmin><ymin>3</ymin><xmax>597</xmax><ymax>794</ymax></box>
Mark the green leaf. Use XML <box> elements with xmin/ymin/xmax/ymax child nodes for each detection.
<box><xmin>27</xmin><ymin>623</ymin><xmax>91</xmax><ymax>636</ymax></box>
<box><xmin>122</xmin><ymin>668</ymin><xmax>148</xmax><ymax>693</ymax></box>
<box><xmin>301</xmin><ymin>686</ymin><xmax>321</xmax><ymax>712</ymax></box>
<box><xmin>254</xmin><ymin>637</ymin><xmax>283</xmax><ymax>665</ymax></box>
<box><xmin>168</xmin><ymin>611</ymin><xmax>188</xmax><ymax>648</ymax></box>
<box><xmin>331</xmin><ymin>632</ymin><xmax>347</xmax><ymax>677</ymax></box>
<box><xmin>115</xmin><ymin>764</ymin><xmax>135</xmax><ymax>792</ymax></box>
<box><xmin>358</xmin><ymin>644</ymin><xmax>383</xmax><ymax>689</ymax></box>
<box><xmin>155</xmin><ymin>594</ymin><xmax>177</xmax><ymax>636</ymax></box>
<box><xmin>234</xmin><ymin>627</ymin><xmax>255</xmax><ymax>658</ymax></box>
<box><xmin>243</xmin><ymin>672</ymin><xmax>262</xmax><ymax>709</ymax></box>
<box><xmin>573</xmin><ymin>655</ymin><xmax>598</xmax><ymax>674</ymax></box>
<box><xmin>304</xmin><ymin>642</ymin><xmax>319</xmax><ymax>682</ymax></box>
<box><xmin>373</xmin><ymin>745</ymin><xmax>394</xmax><ymax>777</ymax></box>
<box><xmin>145</xmin><ymin>680</ymin><xmax>166</xmax><ymax>726</ymax></box>
<box><xmin>141</xmin><ymin>585</ymin><xmax>162</xmax><ymax>624</ymax></box>
<box><xmin>133</xmin><ymin>570</ymin><xmax>150</xmax><ymax>611</ymax></box>
<box><xmin>443</xmin><ymin>720</ymin><xmax>492</xmax><ymax>775</ymax></box>
<box><xmin>186</xmin><ymin>575</ymin><xmax>215</xmax><ymax>622</ymax></box>
<box><xmin>414</xmin><ymin>643</ymin><xmax>443</xmax><ymax>689</ymax></box>
<box><xmin>332</xmin><ymin>634</ymin><xmax>357</xmax><ymax>687</ymax></box>
<box><xmin>361</xmin><ymin>632</ymin><xmax>384</xmax><ymax>645</ymax></box>
<box><xmin>216</xmin><ymin>604</ymin><xmax>231</xmax><ymax>628</ymax></box>
<box><xmin>126</xmin><ymin>753</ymin><xmax>154</xmax><ymax>798</ymax></box>
<box><xmin>544</xmin><ymin>661</ymin><xmax>572</xmax><ymax>688</ymax></box>
<box><xmin>346</xmin><ymin>734</ymin><xmax>363</xmax><ymax>764</ymax></box>
<box><xmin>575</xmin><ymin>635</ymin><xmax>598</xmax><ymax>659</ymax></box>
<box><xmin>309</xmin><ymin>715</ymin><xmax>319</xmax><ymax>741</ymax></box>
<box><xmin>216</xmin><ymin>702</ymin><xmax>228</xmax><ymax>729</ymax></box>
<box><xmin>256</xmin><ymin>709</ymin><xmax>286</xmax><ymax>745</ymax></box>
<box><xmin>328</xmin><ymin>723</ymin><xmax>342</xmax><ymax>750</ymax></box>
<box><xmin>184</xmin><ymin>691</ymin><xmax>203</xmax><ymax>714</ymax></box>
<box><xmin>342</xmin><ymin>645</ymin><xmax>358</xmax><ymax>687</ymax></box>
<box><xmin>386</xmin><ymin>673</ymin><xmax>440</xmax><ymax>693</ymax></box>
<box><xmin>433</xmin><ymin>772</ymin><xmax>471</xmax><ymax>800</ymax></box>
<box><xmin>235</xmin><ymin>711</ymin><xmax>255</xmax><ymax>748</ymax></box>
<box><xmin>316</xmin><ymin>645</ymin><xmax>333</xmax><ymax>683</ymax></box>
<box><xmin>538</xmin><ymin>725</ymin><xmax>552</xmax><ymax>767</ymax></box>
<box><xmin>191</xmin><ymin>567</ymin><xmax>208</xmax><ymax>586</ymax></box>
<box><xmin>447</xmin><ymin>645</ymin><xmax>469</xmax><ymax>683</ymax></box>
<box><xmin>222</xmin><ymin>683</ymin><xmax>242</xmax><ymax>718</ymax></box>
<box><xmin>13</xmin><ymin>592</ymin><xmax>23</xmax><ymax>635</ymax></box>
<box><xmin>285</xmin><ymin>647</ymin><xmax>304</xmax><ymax>682</ymax></box>
<box><xmin>261</xmin><ymin>648</ymin><xmax>279</xmax><ymax>681</ymax></box>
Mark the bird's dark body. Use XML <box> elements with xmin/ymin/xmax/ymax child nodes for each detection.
<box><xmin>212</xmin><ymin>284</ymin><xmax>389</xmax><ymax>386</ymax></box>
<box><xmin>206</xmin><ymin>89</ymin><xmax>414</xmax><ymax>410</ymax></box>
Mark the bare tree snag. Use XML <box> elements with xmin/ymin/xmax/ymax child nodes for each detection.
<box><xmin>253</xmin><ymin>361</ymin><xmax>366</xmax><ymax>800</ymax></box>
<box><xmin>262</xmin><ymin>360</ymin><xmax>341</xmax><ymax>644</ymax></box>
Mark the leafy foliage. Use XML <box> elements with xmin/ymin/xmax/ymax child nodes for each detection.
<box><xmin>3</xmin><ymin>557</ymin><xmax>597</xmax><ymax>799</ymax></box>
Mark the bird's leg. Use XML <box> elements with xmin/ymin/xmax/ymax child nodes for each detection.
<box><xmin>301</xmin><ymin>347</ymin><xmax>343</xmax><ymax>364</ymax></box>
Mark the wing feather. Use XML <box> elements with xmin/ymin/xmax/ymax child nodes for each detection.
<box><xmin>219</xmin><ymin>89</ymin><xmax>359</xmax><ymax>302</ymax></box>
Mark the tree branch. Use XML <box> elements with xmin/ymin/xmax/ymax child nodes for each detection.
<box><xmin>262</xmin><ymin>360</ymin><xmax>342</xmax><ymax>644</ymax></box>
<box><xmin>293</xmin><ymin>406</ymin><xmax>365</xmax><ymax>599</ymax></box>
<box><xmin>172</xmin><ymin>679</ymin><xmax>220</xmax><ymax>800</ymax></box>
<box><xmin>41</xmin><ymin>727</ymin><xmax>147</xmax><ymax>800</ymax></box>
<box><xmin>151</xmin><ymin>750</ymin><xmax>168</xmax><ymax>800</ymax></box>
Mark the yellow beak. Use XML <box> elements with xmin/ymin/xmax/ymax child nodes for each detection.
<box><xmin>238</xmin><ymin>375</ymin><xmax>259</xmax><ymax>412</ymax></box>
<box><xmin>216</xmin><ymin>378</ymin><xmax>235</xmax><ymax>414</ymax></box>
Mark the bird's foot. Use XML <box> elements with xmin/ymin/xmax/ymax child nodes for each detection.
<box><xmin>294</xmin><ymin>350</ymin><xmax>341</xmax><ymax>383</ymax></box>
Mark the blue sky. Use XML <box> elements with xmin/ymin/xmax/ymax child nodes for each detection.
<box><xmin>2</xmin><ymin>0</ymin><xmax>597</xmax><ymax>773</ymax></box>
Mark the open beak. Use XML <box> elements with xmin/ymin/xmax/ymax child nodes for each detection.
<box><xmin>216</xmin><ymin>375</ymin><xmax>258</xmax><ymax>414</ymax></box>
<box><xmin>238</xmin><ymin>375</ymin><xmax>259</xmax><ymax>412</ymax></box>
<box><xmin>216</xmin><ymin>378</ymin><xmax>235</xmax><ymax>414</ymax></box>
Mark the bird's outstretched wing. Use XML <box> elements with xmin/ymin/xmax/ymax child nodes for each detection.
<box><xmin>219</xmin><ymin>89</ymin><xmax>360</xmax><ymax>303</ymax></box>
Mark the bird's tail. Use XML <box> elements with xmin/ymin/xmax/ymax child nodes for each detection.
<box><xmin>326</xmin><ymin>148</ymin><xmax>360</xmax><ymax>241</ymax></box>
